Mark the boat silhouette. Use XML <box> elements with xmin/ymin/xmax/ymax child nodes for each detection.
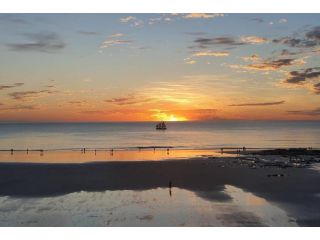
<box><xmin>156</xmin><ymin>121</ymin><xmax>167</xmax><ymax>130</ymax></box>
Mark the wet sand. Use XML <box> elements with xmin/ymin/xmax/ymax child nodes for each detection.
<box><xmin>0</xmin><ymin>157</ymin><xmax>320</xmax><ymax>226</ymax></box>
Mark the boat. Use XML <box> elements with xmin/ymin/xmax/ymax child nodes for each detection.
<box><xmin>156</xmin><ymin>121</ymin><xmax>167</xmax><ymax>130</ymax></box>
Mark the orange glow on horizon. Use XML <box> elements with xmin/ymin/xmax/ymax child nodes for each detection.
<box><xmin>152</xmin><ymin>112</ymin><xmax>187</xmax><ymax>122</ymax></box>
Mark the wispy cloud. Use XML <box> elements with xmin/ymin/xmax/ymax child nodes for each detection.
<box><xmin>241</xmin><ymin>54</ymin><xmax>261</xmax><ymax>62</ymax></box>
<box><xmin>240</xmin><ymin>36</ymin><xmax>268</xmax><ymax>44</ymax></box>
<box><xmin>278</xmin><ymin>18</ymin><xmax>288</xmax><ymax>24</ymax></box>
<box><xmin>100</xmin><ymin>33</ymin><xmax>131</xmax><ymax>49</ymax></box>
<box><xmin>231</xmin><ymin>58</ymin><xmax>304</xmax><ymax>71</ymax></box>
<box><xmin>120</xmin><ymin>16</ymin><xmax>143</xmax><ymax>27</ymax></box>
<box><xmin>183</xmin><ymin>13</ymin><xmax>224</xmax><ymax>19</ymax></box>
<box><xmin>77</xmin><ymin>30</ymin><xmax>100</xmax><ymax>36</ymax></box>
<box><xmin>251</xmin><ymin>17</ymin><xmax>264</xmax><ymax>23</ymax></box>
<box><xmin>110</xmin><ymin>33</ymin><xmax>123</xmax><ymax>38</ymax></box>
<box><xmin>148</xmin><ymin>15</ymin><xmax>173</xmax><ymax>25</ymax></box>
<box><xmin>100</xmin><ymin>39</ymin><xmax>132</xmax><ymax>49</ymax></box>
<box><xmin>246</xmin><ymin>58</ymin><xmax>296</xmax><ymax>71</ymax></box>
<box><xmin>0</xmin><ymin>82</ymin><xmax>24</xmax><ymax>90</ymax></box>
<box><xmin>193</xmin><ymin>37</ymin><xmax>246</xmax><ymax>48</ymax></box>
<box><xmin>288</xmin><ymin>107</ymin><xmax>320</xmax><ymax>116</ymax></box>
<box><xmin>185</xmin><ymin>31</ymin><xmax>207</xmax><ymax>36</ymax></box>
<box><xmin>192</xmin><ymin>35</ymin><xmax>267</xmax><ymax>49</ymax></box>
<box><xmin>105</xmin><ymin>95</ymin><xmax>153</xmax><ymax>105</ymax></box>
<box><xmin>0</xmin><ymin>104</ymin><xmax>38</xmax><ymax>111</ymax></box>
<box><xmin>192</xmin><ymin>51</ymin><xmax>230</xmax><ymax>57</ymax></box>
<box><xmin>7</xmin><ymin>32</ymin><xmax>65</xmax><ymax>52</ymax></box>
<box><xmin>184</xmin><ymin>58</ymin><xmax>197</xmax><ymax>64</ymax></box>
<box><xmin>9</xmin><ymin>89</ymin><xmax>57</xmax><ymax>101</ymax></box>
<box><xmin>229</xmin><ymin>101</ymin><xmax>285</xmax><ymax>107</ymax></box>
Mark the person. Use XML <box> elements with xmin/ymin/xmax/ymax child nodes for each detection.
<box><xmin>169</xmin><ymin>181</ymin><xmax>172</xmax><ymax>197</ymax></box>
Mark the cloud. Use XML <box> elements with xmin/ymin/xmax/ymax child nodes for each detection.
<box><xmin>280</xmin><ymin>67</ymin><xmax>320</xmax><ymax>95</ymax></box>
<box><xmin>184</xmin><ymin>58</ymin><xmax>196</xmax><ymax>64</ymax></box>
<box><xmin>120</xmin><ymin>16</ymin><xmax>136</xmax><ymax>23</ymax></box>
<box><xmin>148</xmin><ymin>15</ymin><xmax>173</xmax><ymax>25</ymax></box>
<box><xmin>194</xmin><ymin>37</ymin><xmax>246</xmax><ymax>48</ymax></box>
<box><xmin>241</xmin><ymin>54</ymin><xmax>260</xmax><ymax>62</ymax></box>
<box><xmin>288</xmin><ymin>107</ymin><xmax>320</xmax><ymax>116</ymax></box>
<box><xmin>77</xmin><ymin>30</ymin><xmax>100</xmax><ymax>36</ymax></box>
<box><xmin>251</xmin><ymin>18</ymin><xmax>264</xmax><ymax>23</ymax></box>
<box><xmin>283</xmin><ymin>67</ymin><xmax>320</xmax><ymax>84</ymax></box>
<box><xmin>306</xmin><ymin>26</ymin><xmax>320</xmax><ymax>41</ymax></box>
<box><xmin>185</xmin><ymin>31</ymin><xmax>207</xmax><ymax>36</ymax></box>
<box><xmin>240</xmin><ymin>36</ymin><xmax>268</xmax><ymax>44</ymax></box>
<box><xmin>7</xmin><ymin>32</ymin><xmax>65</xmax><ymax>52</ymax></box>
<box><xmin>246</xmin><ymin>58</ymin><xmax>295</xmax><ymax>71</ymax></box>
<box><xmin>279</xmin><ymin>49</ymin><xmax>303</xmax><ymax>56</ymax></box>
<box><xmin>68</xmin><ymin>100</ymin><xmax>88</xmax><ymax>106</ymax></box>
<box><xmin>273</xmin><ymin>37</ymin><xmax>317</xmax><ymax>48</ymax></box>
<box><xmin>193</xmin><ymin>35</ymin><xmax>267</xmax><ymax>49</ymax></box>
<box><xmin>0</xmin><ymin>82</ymin><xmax>24</xmax><ymax>90</ymax></box>
<box><xmin>110</xmin><ymin>33</ymin><xmax>123</xmax><ymax>38</ymax></box>
<box><xmin>105</xmin><ymin>95</ymin><xmax>153</xmax><ymax>105</ymax></box>
<box><xmin>100</xmin><ymin>33</ymin><xmax>131</xmax><ymax>49</ymax></box>
<box><xmin>0</xmin><ymin>104</ymin><xmax>38</xmax><ymax>111</ymax></box>
<box><xmin>120</xmin><ymin>16</ymin><xmax>143</xmax><ymax>27</ymax></box>
<box><xmin>232</xmin><ymin>58</ymin><xmax>300</xmax><ymax>72</ymax></box>
<box><xmin>192</xmin><ymin>51</ymin><xmax>229</xmax><ymax>57</ymax></box>
<box><xmin>183</xmin><ymin>13</ymin><xmax>224</xmax><ymax>19</ymax></box>
<box><xmin>8</xmin><ymin>89</ymin><xmax>57</xmax><ymax>101</ymax></box>
<box><xmin>229</xmin><ymin>101</ymin><xmax>285</xmax><ymax>107</ymax></box>
<box><xmin>100</xmin><ymin>39</ymin><xmax>132</xmax><ymax>48</ymax></box>
<box><xmin>278</xmin><ymin>18</ymin><xmax>288</xmax><ymax>24</ymax></box>
<box><xmin>313</xmin><ymin>82</ymin><xmax>320</xmax><ymax>94</ymax></box>
<box><xmin>273</xmin><ymin>26</ymin><xmax>320</xmax><ymax>48</ymax></box>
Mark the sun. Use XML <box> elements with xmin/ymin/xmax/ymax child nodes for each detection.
<box><xmin>152</xmin><ymin>111</ymin><xmax>188</xmax><ymax>122</ymax></box>
<box><xmin>164</xmin><ymin>114</ymin><xmax>187</xmax><ymax>122</ymax></box>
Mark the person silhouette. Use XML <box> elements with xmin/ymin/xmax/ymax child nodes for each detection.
<box><xmin>169</xmin><ymin>181</ymin><xmax>172</xmax><ymax>197</ymax></box>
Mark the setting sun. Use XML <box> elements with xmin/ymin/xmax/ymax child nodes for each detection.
<box><xmin>153</xmin><ymin>111</ymin><xmax>187</xmax><ymax>121</ymax></box>
<box><xmin>166</xmin><ymin>114</ymin><xmax>187</xmax><ymax>121</ymax></box>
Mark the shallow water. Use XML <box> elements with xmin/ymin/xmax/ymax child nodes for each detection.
<box><xmin>0</xmin><ymin>121</ymin><xmax>320</xmax><ymax>150</ymax></box>
<box><xmin>0</xmin><ymin>185</ymin><xmax>297</xmax><ymax>227</ymax></box>
<box><xmin>0</xmin><ymin>149</ymin><xmax>232</xmax><ymax>163</ymax></box>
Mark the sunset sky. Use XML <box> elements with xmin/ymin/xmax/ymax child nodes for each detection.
<box><xmin>0</xmin><ymin>13</ymin><xmax>320</xmax><ymax>122</ymax></box>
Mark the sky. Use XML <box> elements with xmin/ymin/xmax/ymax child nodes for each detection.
<box><xmin>0</xmin><ymin>13</ymin><xmax>320</xmax><ymax>122</ymax></box>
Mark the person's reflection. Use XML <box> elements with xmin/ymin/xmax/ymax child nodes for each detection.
<box><xmin>169</xmin><ymin>180</ymin><xmax>172</xmax><ymax>197</ymax></box>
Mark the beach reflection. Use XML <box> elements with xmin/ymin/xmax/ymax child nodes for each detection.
<box><xmin>0</xmin><ymin>149</ymin><xmax>233</xmax><ymax>163</ymax></box>
<box><xmin>0</xmin><ymin>186</ymin><xmax>296</xmax><ymax>226</ymax></box>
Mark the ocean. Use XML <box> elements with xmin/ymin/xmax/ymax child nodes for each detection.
<box><xmin>0</xmin><ymin>120</ymin><xmax>319</xmax><ymax>150</ymax></box>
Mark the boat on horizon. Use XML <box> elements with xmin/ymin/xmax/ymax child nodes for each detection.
<box><xmin>156</xmin><ymin>121</ymin><xmax>167</xmax><ymax>130</ymax></box>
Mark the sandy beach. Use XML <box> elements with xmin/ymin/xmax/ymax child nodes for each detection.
<box><xmin>0</xmin><ymin>150</ymin><xmax>320</xmax><ymax>226</ymax></box>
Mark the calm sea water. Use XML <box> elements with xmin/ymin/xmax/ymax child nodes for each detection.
<box><xmin>0</xmin><ymin>121</ymin><xmax>320</xmax><ymax>149</ymax></box>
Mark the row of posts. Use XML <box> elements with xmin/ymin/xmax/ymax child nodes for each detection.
<box><xmin>7</xmin><ymin>147</ymin><xmax>252</xmax><ymax>156</ymax></box>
